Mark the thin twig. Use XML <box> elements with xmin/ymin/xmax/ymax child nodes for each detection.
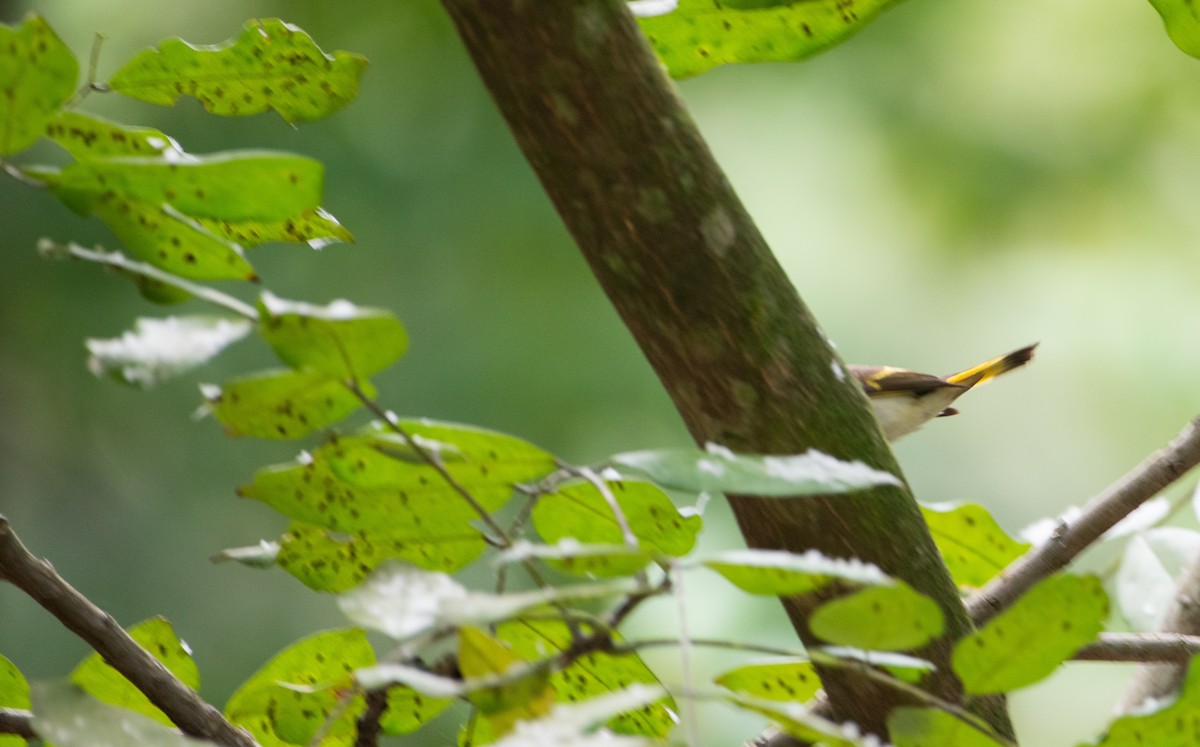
<box><xmin>1074</xmin><ymin>632</ymin><xmax>1200</xmax><ymax>664</ymax></box>
<box><xmin>352</xmin><ymin>690</ymin><xmax>388</xmax><ymax>747</ymax></box>
<box><xmin>0</xmin><ymin>516</ymin><xmax>257</xmax><ymax>747</ymax></box>
<box><xmin>967</xmin><ymin>417</ymin><xmax>1200</xmax><ymax>626</ymax></box>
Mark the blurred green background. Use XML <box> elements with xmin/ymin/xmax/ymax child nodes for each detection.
<box><xmin>3</xmin><ymin>0</ymin><xmax>1200</xmax><ymax>744</ymax></box>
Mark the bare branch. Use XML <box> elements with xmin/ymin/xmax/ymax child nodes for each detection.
<box><xmin>0</xmin><ymin>515</ymin><xmax>257</xmax><ymax>747</ymax></box>
<box><xmin>1073</xmin><ymin>632</ymin><xmax>1200</xmax><ymax>664</ymax></box>
<box><xmin>968</xmin><ymin>418</ymin><xmax>1200</xmax><ymax>626</ymax></box>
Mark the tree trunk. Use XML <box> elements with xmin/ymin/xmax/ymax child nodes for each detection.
<box><xmin>439</xmin><ymin>0</ymin><xmax>1011</xmax><ymax>739</ymax></box>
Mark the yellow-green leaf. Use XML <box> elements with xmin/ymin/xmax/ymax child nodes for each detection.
<box><xmin>109</xmin><ymin>18</ymin><xmax>366</xmax><ymax>123</ymax></box>
<box><xmin>258</xmin><ymin>293</ymin><xmax>408</xmax><ymax>380</ymax></box>
<box><xmin>1148</xmin><ymin>0</ymin><xmax>1200</xmax><ymax>58</ymax></box>
<box><xmin>240</xmin><ymin>420</ymin><xmax>554</xmax><ymax>529</ymax></box>
<box><xmin>952</xmin><ymin>574</ymin><xmax>1108</xmax><ymax>695</ymax></box>
<box><xmin>202</xmin><ymin>368</ymin><xmax>369</xmax><ymax>439</ymax></box>
<box><xmin>196</xmin><ymin>207</ymin><xmax>353</xmax><ymax>250</ymax></box>
<box><xmin>714</xmin><ymin>660</ymin><xmax>821</xmax><ymax>703</ymax></box>
<box><xmin>637</xmin><ymin>0</ymin><xmax>903</xmax><ymax>79</ymax></box>
<box><xmin>46</xmin><ymin>110</ymin><xmax>181</xmax><ymax>159</ymax></box>
<box><xmin>498</xmin><ymin>619</ymin><xmax>676</xmax><ymax>738</ymax></box>
<box><xmin>225</xmin><ymin>628</ymin><xmax>371</xmax><ymax>747</ymax></box>
<box><xmin>889</xmin><ymin>707</ymin><xmax>1008</xmax><ymax>747</ymax></box>
<box><xmin>1093</xmin><ymin>656</ymin><xmax>1200</xmax><ymax>746</ymax></box>
<box><xmin>810</xmin><ymin>584</ymin><xmax>944</xmax><ymax>652</ymax></box>
<box><xmin>0</xmin><ymin>13</ymin><xmax>77</xmax><ymax>154</ymax></box>
<box><xmin>276</xmin><ymin>521</ymin><xmax>486</xmax><ymax>593</ymax></box>
<box><xmin>704</xmin><ymin>548</ymin><xmax>889</xmax><ymax>596</ymax></box>
<box><xmin>0</xmin><ymin>653</ymin><xmax>31</xmax><ymax>747</ymax></box>
<box><xmin>51</xmin><ymin>151</ymin><xmax>323</xmax><ymax>222</ymax></box>
<box><xmin>459</xmin><ymin>627</ymin><xmax>554</xmax><ymax>738</ymax></box>
<box><xmin>922</xmin><ymin>503</ymin><xmax>1029</xmax><ymax>589</ymax></box>
<box><xmin>532</xmin><ymin>478</ymin><xmax>700</xmax><ymax>577</ymax></box>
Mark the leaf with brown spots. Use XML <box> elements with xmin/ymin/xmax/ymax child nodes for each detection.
<box><xmin>0</xmin><ymin>13</ymin><xmax>77</xmax><ymax>155</ymax></box>
<box><xmin>109</xmin><ymin>18</ymin><xmax>366</xmax><ymax>124</ymax></box>
<box><xmin>224</xmin><ymin>628</ymin><xmax>372</xmax><ymax>746</ymax></box>
<box><xmin>637</xmin><ymin>0</ymin><xmax>903</xmax><ymax>79</ymax></box>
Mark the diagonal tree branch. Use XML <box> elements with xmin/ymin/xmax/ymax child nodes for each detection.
<box><xmin>968</xmin><ymin>418</ymin><xmax>1200</xmax><ymax>626</ymax></box>
<box><xmin>438</xmin><ymin>0</ymin><xmax>1008</xmax><ymax>737</ymax></box>
<box><xmin>0</xmin><ymin>515</ymin><xmax>257</xmax><ymax>747</ymax></box>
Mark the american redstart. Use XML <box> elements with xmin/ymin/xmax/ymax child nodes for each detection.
<box><xmin>851</xmin><ymin>344</ymin><xmax>1037</xmax><ymax>441</ymax></box>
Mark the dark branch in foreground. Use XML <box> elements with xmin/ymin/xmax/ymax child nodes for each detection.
<box><xmin>0</xmin><ymin>515</ymin><xmax>257</xmax><ymax>747</ymax></box>
<box><xmin>967</xmin><ymin>418</ymin><xmax>1200</xmax><ymax>626</ymax></box>
<box><xmin>0</xmin><ymin>708</ymin><xmax>34</xmax><ymax>739</ymax></box>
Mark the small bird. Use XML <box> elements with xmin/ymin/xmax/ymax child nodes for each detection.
<box><xmin>850</xmin><ymin>344</ymin><xmax>1037</xmax><ymax>441</ymax></box>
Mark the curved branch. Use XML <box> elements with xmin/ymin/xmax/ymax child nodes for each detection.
<box><xmin>0</xmin><ymin>516</ymin><xmax>257</xmax><ymax>747</ymax></box>
<box><xmin>968</xmin><ymin>418</ymin><xmax>1200</xmax><ymax>626</ymax></box>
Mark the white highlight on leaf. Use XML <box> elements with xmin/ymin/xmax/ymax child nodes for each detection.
<box><xmin>831</xmin><ymin>360</ymin><xmax>846</xmax><ymax>382</ymax></box>
<box><xmin>340</xmin><ymin>561</ymin><xmax>635</xmax><ymax>638</ymax></box>
<box><xmin>86</xmin><ymin>316</ymin><xmax>251</xmax><ymax>388</ymax></box>
<box><xmin>337</xmin><ymin>561</ymin><xmax>468</xmax><ymax>639</ymax></box>
<box><xmin>1115</xmin><ymin>528</ymin><xmax>1200</xmax><ymax>632</ymax></box>
<box><xmin>704</xmin><ymin>442</ymin><xmax>736</xmax><ymax>460</ymax></box>
<box><xmin>701</xmin><ymin>548</ymin><xmax>891</xmax><ymax>586</ymax></box>
<box><xmin>627</xmin><ymin>0</ymin><xmax>678</xmax><ymax>18</ymax></box>
<box><xmin>614</xmin><ymin>443</ymin><xmax>900</xmax><ymax>497</ymax></box>
<box><xmin>495</xmin><ymin>539</ymin><xmax>640</xmax><ymax>564</ymax></box>
<box><xmin>260</xmin><ymin>290</ymin><xmax>368</xmax><ymax>320</ymax></box>
<box><xmin>491</xmin><ymin>685</ymin><xmax>665</xmax><ymax>747</ymax></box>
<box><xmin>812</xmin><ymin>646</ymin><xmax>934</xmax><ymax>671</ymax></box>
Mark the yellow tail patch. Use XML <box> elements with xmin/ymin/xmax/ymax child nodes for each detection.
<box><xmin>945</xmin><ymin>343</ymin><xmax>1038</xmax><ymax>389</ymax></box>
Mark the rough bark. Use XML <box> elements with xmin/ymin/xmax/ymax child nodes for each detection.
<box><xmin>439</xmin><ymin>0</ymin><xmax>1011</xmax><ymax>738</ymax></box>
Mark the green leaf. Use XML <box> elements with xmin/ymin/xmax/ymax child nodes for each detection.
<box><xmin>952</xmin><ymin>574</ymin><xmax>1108</xmax><ymax>695</ymax></box>
<box><xmin>240</xmin><ymin>420</ymin><xmax>555</xmax><ymax>529</ymax></box>
<box><xmin>714</xmin><ymin>660</ymin><xmax>822</xmax><ymax>702</ymax></box>
<box><xmin>276</xmin><ymin>521</ymin><xmax>485</xmax><ymax>593</ymax></box>
<box><xmin>724</xmin><ymin>694</ymin><xmax>877</xmax><ymax>747</ymax></box>
<box><xmin>196</xmin><ymin>207</ymin><xmax>353</xmax><ymax>250</ymax></box>
<box><xmin>46</xmin><ymin>110</ymin><xmax>182</xmax><ymax>159</ymax></box>
<box><xmin>498</xmin><ymin>619</ymin><xmax>676</xmax><ymax>738</ymax></box>
<box><xmin>86</xmin><ymin>316</ymin><xmax>252</xmax><ymax>388</ymax></box>
<box><xmin>109</xmin><ymin>18</ymin><xmax>367</xmax><ymax>123</ymax></box>
<box><xmin>459</xmin><ymin>627</ymin><xmax>555</xmax><ymax>738</ymax></box>
<box><xmin>0</xmin><ymin>13</ymin><xmax>78</xmax><ymax>154</ymax></box>
<box><xmin>1148</xmin><ymin>0</ymin><xmax>1200</xmax><ymax>58</ymax></box>
<box><xmin>810</xmin><ymin>584</ymin><xmax>944</xmax><ymax>652</ymax></box>
<box><xmin>70</xmin><ymin>618</ymin><xmax>199</xmax><ymax>726</ymax></box>
<box><xmin>1092</xmin><ymin>656</ymin><xmax>1200</xmax><ymax>746</ymax></box>
<box><xmin>379</xmin><ymin>685</ymin><xmax>452</xmax><ymax>736</ymax></box>
<box><xmin>0</xmin><ymin>654</ymin><xmax>30</xmax><ymax>747</ymax></box>
<box><xmin>51</xmin><ymin>151</ymin><xmax>324</xmax><ymax>222</ymax></box>
<box><xmin>703</xmin><ymin>548</ymin><xmax>889</xmax><ymax>596</ymax></box>
<box><xmin>31</xmin><ymin>681</ymin><xmax>214</xmax><ymax>747</ymax></box>
<box><xmin>637</xmin><ymin>0</ymin><xmax>902</xmax><ymax>79</ymax></box>
<box><xmin>888</xmin><ymin>707</ymin><xmax>1008</xmax><ymax>747</ymax></box>
<box><xmin>611</xmin><ymin>443</ymin><xmax>899</xmax><ymax>496</ymax></box>
<box><xmin>810</xmin><ymin>647</ymin><xmax>934</xmax><ymax>685</ymax></box>
<box><xmin>201</xmin><ymin>367</ymin><xmax>369</xmax><ymax>439</ymax></box>
<box><xmin>224</xmin><ymin>628</ymin><xmax>372</xmax><ymax>747</ymax></box>
<box><xmin>921</xmin><ymin>503</ymin><xmax>1029</xmax><ymax>589</ymax></box>
<box><xmin>532</xmin><ymin>478</ymin><xmax>700</xmax><ymax>577</ymax></box>
<box><xmin>258</xmin><ymin>292</ymin><xmax>408</xmax><ymax>380</ymax></box>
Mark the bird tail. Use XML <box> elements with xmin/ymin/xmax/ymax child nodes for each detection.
<box><xmin>945</xmin><ymin>343</ymin><xmax>1038</xmax><ymax>389</ymax></box>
